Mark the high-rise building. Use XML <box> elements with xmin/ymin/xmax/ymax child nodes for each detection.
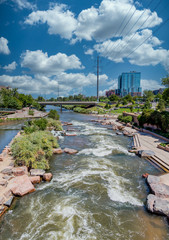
<box><xmin>118</xmin><ymin>71</ymin><xmax>142</xmax><ymax>97</ymax></box>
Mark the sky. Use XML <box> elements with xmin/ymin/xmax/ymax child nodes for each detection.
<box><xmin>0</xmin><ymin>0</ymin><xmax>169</xmax><ymax>98</ymax></box>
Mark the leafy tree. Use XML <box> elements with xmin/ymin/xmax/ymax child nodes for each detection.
<box><xmin>37</xmin><ymin>96</ymin><xmax>45</xmax><ymax>101</ymax></box>
<box><xmin>162</xmin><ymin>88</ymin><xmax>169</xmax><ymax>106</ymax></box>
<box><xmin>157</xmin><ymin>99</ymin><xmax>165</xmax><ymax>112</ymax></box>
<box><xmin>109</xmin><ymin>94</ymin><xmax>119</xmax><ymax>102</ymax></box>
<box><xmin>162</xmin><ymin>75</ymin><xmax>169</xmax><ymax>88</ymax></box>
<box><xmin>143</xmin><ymin>100</ymin><xmax>151</xmax><ymax>109</ymax></box>
<box><xmin>143</xmin><ymin>90</ymin><xmax>155</xmax><ymax>102</ymax></box>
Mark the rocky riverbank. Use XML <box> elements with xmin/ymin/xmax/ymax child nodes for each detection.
<box><xmin>0</xmin><ymin>121</ymin><xmax>78</xmax><ymax>218</ymax></box>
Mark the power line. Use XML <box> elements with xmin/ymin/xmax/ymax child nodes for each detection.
<box><xmin>104</xmin><ymin>5</ymin><xmax>137</xmax><ymax>58</ymax></box>
<box><xmin>126</xmin><ymin>16</ymin><xmax>169</xmax><ymax>59</ymax></box>
<box><xmin>102</xmin><ymin>3</ymin><xmax>134</xmax><ymax>58</ymax></box>
<box><xmin>109</xmin><ymin>0</ymin><xmax>162</xmax><ymax>60</ymax></box>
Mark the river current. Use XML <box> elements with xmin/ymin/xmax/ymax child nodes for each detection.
<box><xmin>0</xmin><ymin>108</ymin><xmax>169</xmax><ymax>240</ymax></box>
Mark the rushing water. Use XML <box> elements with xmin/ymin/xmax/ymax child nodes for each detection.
<box><xmin>0</xmin><ymin>108</ymin><xmax>169</xmax><ymax>240</ymax></box>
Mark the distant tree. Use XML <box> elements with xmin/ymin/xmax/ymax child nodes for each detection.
<box><xmin>162</xmin><ymin>75</ymin><xmax>169</xmax><ymax>88</ymax></box>
<box><xmin>143</xmin><ymin>100</ymin><xmax>151</xmax><ymax>109</ymax></box>
<box><xmin>123</xmin><ymin>94</ymin><xmax>133</xmax><ymax>102</ymax></box>
<box><xmin>109</xmin><ymin>94</ymin><xmax>119</xmax><ymax>102</ymax></box>
<box><xmin>37</xmin><ymin>96</ymin><xmax>45</xmax><ymax>101</ymax></box>
<box><xmin>157</xmin><ymin>99</ymin><xmax>165</xmax><ymax>112</ymax></box>
<box><xmin>143</xmin><ymin>90</ymin><xmax>155</xmax><ymax>102</ymax></box>
<box><xmin>162</xmin><ymin>88</ymin><xmax>169</xmax><ymax>106</ymax></box>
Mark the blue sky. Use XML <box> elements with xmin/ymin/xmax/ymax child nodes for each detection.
<box><xmin>0</xmin><ymin>0</ymin><xmax>169</xmax><ymax>98</ymax></box>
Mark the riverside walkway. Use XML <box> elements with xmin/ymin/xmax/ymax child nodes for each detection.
<box><xmin>102</xmin><ymin>117</ymin><xmax>169</xmax><ymax>172</ymax></box>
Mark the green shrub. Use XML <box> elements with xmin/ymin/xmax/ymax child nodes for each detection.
<box><xmin>11</xmin><ymin>131</ymin><xmax>59</xmax><ymax>169</ymax></box>
<box><xmin>118</xmin><ymin>115</ymin><xmax>132</xmax><ymax>123</ymax></box>
<box><xmin>48</xmin><ymin>109</ymin><xmax>60</xmax><ymax>120</ymax></box>
<box><xmin>28</xmin><ymin>109</ymin><xmax>34</xmax><ymax>115</ymax></box>
<box><xmin>47</xmin><ymin>118</ymin><xmax>63</xmax><ymax>131</ymax></box>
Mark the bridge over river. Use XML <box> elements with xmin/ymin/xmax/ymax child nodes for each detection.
<box><xmin>38</xmin><ymin>101</ymin><xmax>98</xmax><ymax>111</ymax></box>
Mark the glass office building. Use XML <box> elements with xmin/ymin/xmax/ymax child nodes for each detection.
<box><xmin>118</xmin><ymin>71</ymin><xmax>142</xmax><ymax>97</ymax></box>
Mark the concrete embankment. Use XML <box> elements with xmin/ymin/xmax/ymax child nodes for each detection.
<box><xmin>91</xmin><ymin>115</ymin><xmax>169</xmax><ymax>219</ymax></box>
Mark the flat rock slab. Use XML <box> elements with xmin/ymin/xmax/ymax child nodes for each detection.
<box><xmin>1</xmin><ymin>167</ymin><xmax>13</xmax><ymax>175</ymax></box>
<box><xmin>150</xmin><ymin>183</ymin><xmax>169</xmax><ymax>198</ymax></box>
<box><xmin>0</xmin><ymin>196</ymin><xmax>5</xmax><ymax>205</ymax></box>
<box><xmin>65</xmin><ymin>133</ymin><xmax>77</xmax><ymax>136</ymax></box>
<box><xmin>147</xmin><ymin>175</ymin><xmax>160</xmax><ymax>185</ymax></box>
<box><xmin>53</xmin><ymin>148</ymin><xmax>63</xmax><ymax>154</ymax></box>
<box><xmin>147</xmin><ymin>194</ymin><xmax>169</xmax><ymax>216</ymax></box>
<box><xmin>64</xmin><ymin>148</ymin><xmax>78</xmax><ymax>154</ymax></box>
<box><xmin>9</xmin><ymin>175</ymin><xmax>35</xmax><ymax>196</ymax></box>
<box><xmin>12</xmin><ymin>166</ymin><xmax>28</xmax><ymax>176</ymax></box>
<box><xmin>30</xmin><ymin>169</ymin><xmax>45</xmax><ymax>177</ymax></box>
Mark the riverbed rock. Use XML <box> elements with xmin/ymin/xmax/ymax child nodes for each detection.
<box><xmin>64</xmin><ymin>148</ymin><xmax>78</xmax><ymax>154</ymax></box>
<box><xmin>4</xmin><ymin>196</ymin><xmax>14</xmax><ymax>207</ymax></box>
<box><xmin>30</xmin><ymin>169</ymin><xmax>45</xmax><ymax>177</ymax></box>
<box><xmin>147</xmin><ymin>194</ymin><xmax>169</xmax><ymax>216</ymax></box>
<box><xmin>142</xmin><ymin>173</ymin><xmax>149</xmax><ymax>178</ymax></box>
<box><xmin>9</xmin><ymin>175</ymin><xmax>35</xmax><ymax>196</ymax></box>
<box><xmin>12</xmin><ymin>166</ymin><xmax>28</xmax><ymax>176</ymax></box>
<box><xmin>53</xmin><ymin>148</ymin><xmax>63</xmax><ymax>154</ymax></box>
<box><xmin>0</xmin><ymin>206</ymin><xmax>7</xmax><ymax>217</ymax></box>
<box><xmin>65</xmin><ymin>133</ymin><xmax>77</xmax><ymax>136</ymax></box>
<box><xmin>0</xmin><ymin>196</ymin><xmax>5</xmax><ymax>205</ymax></box>
<box><xmin>29</xmin><ymin>176</ymin><xmax>41</xmax><ymax>184</ymax></box>
<box><xmin>0</xmin><ymin>155</ymin><xmax>3</xmax><ymax>161</ymax></box>
<box><xmin>1</xmin><ymin>167</ymin><xmax>13</xmax><ymax>175</ymax></box>
<box><xmin>147</xmin><ymin>175</ymin><xmax>160</xmax><ymax>185</ymax></box>
<box><xmin>147</xmin><ymin>194</ymin><xmax>156</xmax><ymax>212</ymax></box>
<box><xmin>118</xmin><ymin>125</ymin><xmax>125</xmax><ymax>130</ymax></box>
<box><xmin>3</xmin><ymin>190</ymin><xmax>12</xmax><ymax>199</ymax></box>
<box><xmin>112</xmin><ymin>125</ymin><xmax>118</xmax><ymax>130</ymax></box>
<box><xmin>0</xmin><ymin>180</ymin><xmax>7</xmax><ymax>186</ymax></box>
<box><xmin>43</xmin><ymin>173</ymin><xmax>52</xmax><ymax>181</ymax></box>
<box><xmin>150</xmin><ymin>183</ymin><xmax>169</xmax><ymax>198</ymax></box>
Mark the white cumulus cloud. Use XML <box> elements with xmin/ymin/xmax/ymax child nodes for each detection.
<box><xmin>24</xmin><ymin>3</ymin><xmax>77</xmax><ymax>39</ymax></box>
<box><xmin>0</xmin><ymin>37</ymin><xmax>10</xmax><ymax>55</ymax></box>
<box><xmin>0</xmin><ymin>72</ymin><xmax>108</xmax><ymax>96</ymax></box>
<box><xmin>94</xmin><ymin>29</ymin><xmax>169</xmax><ymax>70</ymax></box>
<box><xmin>3</xmin><ymin>61</ymin><xmax>17</xmax><ymax>71</ymax></box>
<box><xmin>21</xmin><ymin>50</ymin><xmax>84</xmax><ymax>76</ymax></box>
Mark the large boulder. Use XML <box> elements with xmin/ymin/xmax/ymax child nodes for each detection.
<box><xmin>147</xmin><ymin>194</ymin><xmax>169</xmax><ymax>216</ymax></box>
<box><xmin>64</xmin><ymin>148</ymin><xmax>78</xmax><ymax>154</ymax></box>
<box><xmin>43</xmin><ymin>173</ymin><xmax>53</xmax><ymax>182</ymax></box>
<box><xmin>12</xmin><ymin>166</ymin><xmax>28</xmax><ymax>176</ymax></box>
<box><xmin>149</xmin><ymin>183</ymin><xmax>169</xmax><ymax>198</ymax></box>
<box><xmin>9</xmin><ymin>175</ymin><xmax>35</xmax><ymax>196</ymax></box>
<box><xmin>53</xmin><ymin>148</ymin><xmax>63</xmax><ymax>154</ymax></box>
<box><xmin>29</xmin><ymin>176</ymin><xmax>41</xmax><ymax>184</ymax></box>
<box><xmin>30</xmin><ymin>169</ymin><xmax>45</xmax><ymax>177</ymax></box>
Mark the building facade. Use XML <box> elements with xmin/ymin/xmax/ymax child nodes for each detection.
<box><xmin>118</xmin><ymin>71</ymin><xmax>142</xmax><ymax>97</ymax></box>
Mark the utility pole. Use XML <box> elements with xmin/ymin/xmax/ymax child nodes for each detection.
<box><xmin>97</xmin><ymin>55</ymin><xmax>99</xmax><ymax>102</ymax></box>
<box><xmin>58</xmin><ymin>84</ymin><xmax>59</xmax><ymax>98</ymax></box>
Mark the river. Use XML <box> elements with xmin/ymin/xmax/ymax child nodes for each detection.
<box><xmin>0</xmin><ymin>108</ymin><xmax>169</xmax><ymax>240</ymax></box>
